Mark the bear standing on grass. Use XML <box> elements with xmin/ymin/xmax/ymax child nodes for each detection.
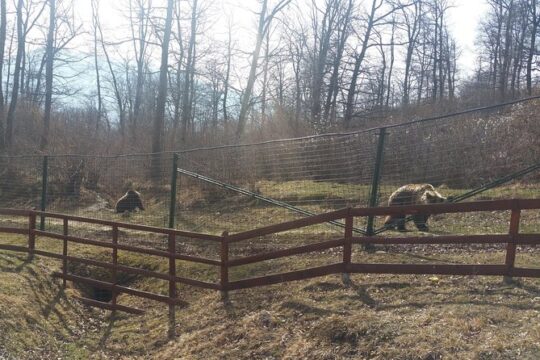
<box><xmin>384</xmin><ymin>184</ymin><xmax>449</xmax><ymax>232</ymax></box>
<box><xmin>115</xmin><ymin>190</ymin><xmax>145</xmax><ymax>213</ymax></box>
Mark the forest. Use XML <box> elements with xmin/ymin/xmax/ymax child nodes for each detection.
<box><xmin>0</xmin><ymin>0</ymin><xmax>538</xmax><ymax>156</ymax></box>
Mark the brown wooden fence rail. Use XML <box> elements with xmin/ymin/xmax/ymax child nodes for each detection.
<box><xmin>0</xmin><ymin>199</ymin><xmax>539</xmax><ymax>338</ymax></box>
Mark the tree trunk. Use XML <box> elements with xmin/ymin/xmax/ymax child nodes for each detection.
<box><xmin>527</xmin><ymin>0</ymin><xmax>538</xmax><ymax>95</ymax></box>
<box><xmin>40</xmin><ymin>0</ymin><xmax>55</xmax><ymax>151</ymax></box>
<box><xmin>236</xmin><ymin>0</ymin><xmax>268</xmax><ymax>138</ymax></box>
<box><xmin>385</xmin><ymin>22</ymin><xmax>396</xmax><ymax>108</ymax></box>
<box><xmin>222</xmin><ymin>22</ymin><xmax>232</xmax><ymax>135</ymax></box>
<box><xmin>0</xmin><ymin>0</ymin><xmax>6</xmax><ymax>150</ymax></box>
<box><xmin>261</xmin><ymin>29</ymin><xmax>270</xmax><ymax>127</ymax></box>
<box><xmin>500</xmin><ymin>0</ymin><xmax>514</xmax><ymax>97</ymax></box>
<box><xmin>343</xmin><ymin>0</ymin><xmax>377</xmax><ymax>128</ymax></box>
<box><xmin>6</xmin><ymin>0</ymin><xmax>25</xmax><ymax>149</ymax></box>
<box><xmin>236</xmin><ymin>0</ymin><xmax>291</xmax><ymax>138</ymax></box>
<box><xmin>180</xmin><ymin>0</ymin><xmax>198</xmax><ymax>144</ymax></box>
<box><xmin>151</xmin><ymin>0</ymin><xmax>174</xmax><ymax>178</ymax></box>
<box><xmin>92</xmin><ymin>0</ymin><xmax>104</xmax><ymax>135</ymax></box>
<box><xmin>324</xmin><ymin>0</ymin><xmax>353</xmax><ymax>123</ymax></box>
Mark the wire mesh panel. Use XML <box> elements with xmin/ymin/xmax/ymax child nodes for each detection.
<box><xmin>373</xmin><ymin>103</ymin><xmax>540</xmax><ymax>233</ymax></box>
<box><xmin>382</xmin><ymin>105</ymin><xmax>537</xmax><ymax>193</ymax></box>
<box><xmin>176</xmin><ymin>130</ymin><xmax>379</xmax><ymax>233</ymax></box>
<box><xmin>0</xmin><ymin>100</ymin><xmax>539</xmax><ymax>239</ymax></box>
<box><xmin>0</xmin><ymin>155</ymin><xmax>42</xmax><ymax>229</ymax></box>
<box><xmin>40</xmin><ymin>154</ymin><xmax>174</xmax><ymax>233</ymax></box>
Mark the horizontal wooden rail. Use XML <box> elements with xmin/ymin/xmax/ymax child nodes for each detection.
<box><xmin>227</xmin><ymin>208</ymin><xmax>349</xmax><ymax>242</ymax></box>
<box><xmin>228</xmin><ymin>238</ymin><xmax>345</xmax><ymax>267</ymax></box>
<box><xmin>50</xmin><ymin>252</ymin><xmax>219</xmax><ymax>290</ymax></box>
<box><xmin>74</xmin><ymin>296</ymin><xmax>144</xmax><ymax>315</ymax></box>
<box><xmin>34</xmin><ymin>230</ymin><xmax>220</xmax><ymax>266</ymax></box>
<box><xmin>32</xmin><ymin>210</ymin><xmax>222</xmax><ymax>242</ymax></box>
<box><xmin>350</xmin><ymin>199</ymin><xmax>540</xmax><ymax>217</ymax></box>
<box><xmin>228</xmin><ymin>263</ymin><xmax>344</xmax><ymax>290</ymax></box>
<box><xmin>0</xmin><ymin>244</ymin><xmax>31</xmax><ymax>253</ymax></box>
<box><xmin>53</xmin><ymin>272</ymin><xmax>185</xmax><ymax>305</ymax></box>
<box><xmin>0</xmin><ymin>227</ymin><xmax>28</xmax><ymax>235</ymax></box>
<box><xmin>228</xmin><ymin>199</ymin><xmax>540</xmax><ymax>244</ymax></box>
<box><xmin>352</xmin><ymin>234</ymin><xmax>513</xmax><ymax>245</ymax></box>
<box><xmin>346</xmin><ymin>263</ymin><xmax>534</xmax><ymax>277</ymax></box>
<box><xmin>0</xmin><ymin>209</ymin><xmax>33</xmax><ymax>216</ymax></box>
<box><xmin>1</xmin><ymin>199</ymin><xmax>539</xmax><ymax>322</ymax></box>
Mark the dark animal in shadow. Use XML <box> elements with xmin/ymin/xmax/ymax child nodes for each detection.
<box><xmin>115</xmin><ymin>190</ymin><xmax>145</xmax><ymax>213</ymax></box>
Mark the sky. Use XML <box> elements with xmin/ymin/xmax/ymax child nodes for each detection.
<box><xmin>448</xmin><ymin>0</ymin><xmax>490</xmax><ymax>75</ymax></box>
<box><xmin>70</xmin><ymin>0</ymin><xmax>490</xmax><ymax>90</ymax></box>
<box><xmin>75</xmin><ymin>0</ymin><xmax>490</xmax><ymax>64</ymax></box>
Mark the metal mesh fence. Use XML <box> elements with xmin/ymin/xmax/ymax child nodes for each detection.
<box><xmin>0</xmin><ymin>98</ymin><xmax>539</xmax><ymax>237</ymax></box>
<box><xmin>176</xmin><ymin>131</ymin><xmax>379</xmax><ymax>234</ymax></box>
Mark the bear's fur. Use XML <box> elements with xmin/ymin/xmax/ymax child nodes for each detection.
<box><xmin>115</xmin><ymin>190</ymin><xmax>145</xmax><ymax>213</ymax></box>
<box><xmin>383</xmin><ymin>184</ymin><xmax>448</xmax><ymax>232</ymax></box>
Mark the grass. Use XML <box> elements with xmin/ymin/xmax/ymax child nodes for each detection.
<box><xmin>0</xmin><ymin>181</ymin><xmax>539</xmax><ymax>359</ymax></box>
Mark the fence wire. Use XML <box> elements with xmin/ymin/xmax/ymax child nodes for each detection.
<box><xmin>0</xmin><ymin>99</ymin><xmax>539</xmax><ymax>237</ymax></box>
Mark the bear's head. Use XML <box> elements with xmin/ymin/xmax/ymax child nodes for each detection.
<box><xmin>127</xmin><ymin>190</ymin><xmax>145</xmax><ymax>210</ymax></box>
<box><xmin>423</xmin><ymin>190</ymin><xmax>447</xmax><ymax>204</ymax></box>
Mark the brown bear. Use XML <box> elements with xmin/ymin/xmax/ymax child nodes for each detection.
<box><xmin>383</xmin><ymin>184</ymin><xmax>449</xmax><ymax>232</ymax></box>
<box><xmin>115</xmin><ymin>190</ymin><xmax>145</xmax><ymax>213</ymax></box>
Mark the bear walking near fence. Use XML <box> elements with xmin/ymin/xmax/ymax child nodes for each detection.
<box><xmin>384</xmin><ymin>184</ymin><xmax>449</xmax><ymax>232</ymax></box>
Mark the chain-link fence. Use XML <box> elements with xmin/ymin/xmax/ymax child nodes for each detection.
<box><xmin>1</xmin><ymin>98</ymin><xmax>539</xmax><ymax>236</ymax></box>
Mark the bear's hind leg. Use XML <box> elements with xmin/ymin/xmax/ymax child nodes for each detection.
<box><xmin>395</xmin><ymin>215</ymin><xmax>407</xmax><ymax>231</ymax></box>
<box><xmin>413</xmin><ymin>214</ymin><xmax>429</xmax><ymax>232</ymax></box>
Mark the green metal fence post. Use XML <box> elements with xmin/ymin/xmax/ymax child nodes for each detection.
<box><xmin>40</xmin><ymin>156</ymin><xmax>49</xmax><ymax>231</ymax></box>
<box><xmin>168</xmin><ymin>153</ymin><xmax>179</xmax><ymax>229</ymax></box>
<box><xmin>366</xmin><ymin>127</ymin><xmax>387</xmax><ymax>237</ymax></box>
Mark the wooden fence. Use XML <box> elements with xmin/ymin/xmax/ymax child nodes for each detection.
<box><xmin>0</xmin><ymin>199</ymin><xmax>539</xmax><ymax>338</ymax></box>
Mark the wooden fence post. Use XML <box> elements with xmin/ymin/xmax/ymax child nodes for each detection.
<box><xmin>168</xmin><ymin>232</ymin><xmax>177</xmax><ymax>339</ymax></box>
<box><xmin>504</xmin><ymin>206</ymin><xmax>521</xmax><ymax>283</ymax></box>
<box><xmin>112</xmin><ymin>225</ymin><xmax>119</xmax><ymax>307</ymax></box>
<box><xmin>342</xmin><ymin>210</ymin><xmax>353</xmax><ymax>285</ymax></box>
<box><xmin>62</xmin><ymin>218</ymin><xmax>68</xmax><ymax>288</ymax></box>
<box><xmin>168</xmin><ymin>154</ymin><xmax>179</xmax><ymax>229</ymax></box>
<box><xmin>220</xmin><ymin>231</ymin><xmax>229</xmax><ymax>302</ymax></box>
<box><xmin>40</xmin><ymin>156</ymin><xmax>48</xmax><ymax>231</ymax></box>
<box><xmin>28</xmin><ymin>212</ymin><xmax>36</xmax><ymax>258</ymax></box>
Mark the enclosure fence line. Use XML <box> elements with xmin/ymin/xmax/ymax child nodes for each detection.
<box><xmin>1</xmin><ymin>95</ymin><xmax>539</xmax><ymax>234</ymax></box>
<box><xmin>1</xmin><ymin>199</ymin><xmax>539</xmax><ymax>338</ymax></box>
<box><xmin>172</xmin><ymin>94</ymin><xmax>540</xmax><ymax>155</ymax></box>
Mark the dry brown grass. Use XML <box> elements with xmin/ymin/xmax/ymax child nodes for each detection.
<box><xmin>0</xmin><ymin>182</ymin><xmax>539</xmax><ymax>359</ymax></box>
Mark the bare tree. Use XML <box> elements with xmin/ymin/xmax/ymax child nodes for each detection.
<box><xmin>402</xmin><ymin>0</ymin><xmax>422</xmax><ymax>105</ymax></box>
<box><xmin>93</xmin><ymin>3</ymin><xmax>127</xmax><ymax>145</ymax></box>
<box><xmin>343</xmin><ymin>0</ymin><xmax>381</xmax><ymax>128</ymax></box>
<box><xmin>323</xmin><ymin>0</ymin><xmax>354</xmax><ymax>123</ymax></box>
<box><xmin>91</xmin><ymin>0</ymin><xmax>104</xmax><ymax>135</ymax></box>
<box><xmin>5</xmin><ymin>0</ymin><xmax>25</xmax><ymax>148</ymax></box>
<box><xmin>151</xmin><ymin>0</ymin><xmax>174</xmax><ymax>175</ymax></box>
<box><xmin>170</xmin><ymin>0</ymin><xmax>184</xmax><ymax>145</ymax></box>
<box><xmin>527</xmin><ymin>0</ymin><xmax>539</xmax><ymax>95</ymax></box>
<box><xmin>310</xmin><ymin>0</ymin><xmax>341</xmax><ymax>127</ymax></box>
<box><xmin>128</xmin><ymin>0</ymin><xmax>152</xmax><ymax>139</ymax></box>
<box><xmin>236</xmin><ymin>0</ymin><xmax>292</xmax><ymax>138</ymax></box>
<box><xmin>222</xmin><ymin>19</ymin><xmax>233</xmax><ymax>131</ymax></box>
<box><xmin>0</xmin><ymin>0</ymin><xmax>6</xmax><ymax>149</ymax></box>
<box><xmin>39</xmin><ymin>0</ymin><xmax>55</xmax><ymax>151</ymax></box>
<box><xmin>180</xmin><ymin>0</ymin><xmax>198</xmax><ymax>144</ymax></box>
